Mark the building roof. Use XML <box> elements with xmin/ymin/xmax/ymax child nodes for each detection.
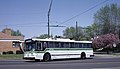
<box><xmin>0</xmin><ymin>31</ymin><xmax>24</xmax><ymax>41</ymax></box>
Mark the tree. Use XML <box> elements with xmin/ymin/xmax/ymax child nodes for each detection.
<box><xmin>11</xmin><ymin>30</ymin><xmax>23</xmax><ymax>36</ymax></box>
<box><xmin>63</xmin><ymin>26</ymin><xmax>84</xmax><ymax>40</ymax></box>
<box><xmin>63</xmin><ymin>27</ymin><xmax>76</xmax><ymax>39</ymax></box>
<box><xmin>85</xmin><ymin>23</ymin><xmax>99</xmax><ymax>40</ymax></box>
<box><xmin>37</xmin><ymin>34</ymin><xmax>53</xmax><ymax>39</ymax></box>
<box><xmin>37</xmin><ymin>34</ymin><xmax>48</xmax><ymax>39</ymax></box>
<box><xmin>94</xmin><ymin>4</ymin><xmax>120</xmax><ymax>35</ymax></box>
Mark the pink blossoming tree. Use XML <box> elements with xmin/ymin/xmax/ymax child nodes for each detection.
<box><xmin>92</xmin><ymin>33</ymin><xmax>120</xmax><ymax>54</ymax></box>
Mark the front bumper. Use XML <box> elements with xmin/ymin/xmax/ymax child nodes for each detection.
<box><xmin>23</xmin><ymin>57</ymin><xmax>35</xmax><ymax>60</ymax></box>
<box><xmin>90</xmin><ymin>55</ymin><xmax>94</xmax><ymax>57</ymax></box>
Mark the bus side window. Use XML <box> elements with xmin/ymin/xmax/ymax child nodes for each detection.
<box><xmin>75</xmin><ymin>43</ymin><xmax>79</xmax><ymax>48</ymax></box>
<box><xmin>55</xmin><ymin>42</ymin><xmax>59</xmax><ymax>48</ymax></box>
<box><xmin>88</xmin><ymin>43</ymin><xmax>92</xmax><ymax>48</ymax></box>
<box><xmin>79</xmin><ymin>43</ymin><xmax>82</xmax><ymax>48</ymax></box>
<box><xmin>65</xmin><ymin>42</ymin><xmax>70</xmax><ymax>48</ymax></box>
<box><xmin>70</xmin><ymin>43</ymin><xmax>74</xmax><ymax>48</ymax></box>
<box><xmin>48</xmin><ymin>42</ymin><xmax>55</xmax><ymax>48</ymax></box>
<box><xmin>83</xmin><ymin>44</ymin><xmax>86</xmax><ymax>48</ymax></box>
<box><xmin>60</xmin><ymin>42</ymin><xmax>64</xmax><ymax>48</ymax></box>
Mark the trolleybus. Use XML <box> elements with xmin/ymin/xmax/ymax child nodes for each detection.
<box><xmin>23</xmin><ymin>38</ymin><xmax>94</xmax><ymax>61</ymax></box>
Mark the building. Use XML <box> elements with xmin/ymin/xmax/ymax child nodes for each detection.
<box><xmin>0</xmin><ymin>28</ymin><xmax>24</xmax><ymax>54</ymax></box>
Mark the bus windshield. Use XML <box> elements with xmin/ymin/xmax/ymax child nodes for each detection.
<box><xmin>24</xmin><ymin>41</ymin><xmax>42</xmax><ymax>51</ymax></box>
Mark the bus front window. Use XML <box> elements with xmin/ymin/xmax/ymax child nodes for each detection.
<box><xmin>25</xmin><ymin>43</ymin><xmax>36</xmax><ymax>51</ymax></box>
<box><xmin>25</xmin><ymin>42</ymin><xmax>42</xmax><ymax>51</ymax></box>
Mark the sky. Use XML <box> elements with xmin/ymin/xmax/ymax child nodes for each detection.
<box><xmin>0</xmin><ymin>0</ymin><xmax>120</xmax><ymax>39</ymax></box>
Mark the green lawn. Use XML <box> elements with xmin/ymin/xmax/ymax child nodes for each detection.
<box><xmin>113</xmin><ymin>53</ymin><xmax>120</xmax><ymax>56</ymax></box>
<box><xmin>0</xmin><ymin>54</ymin><xmax>23</xmax><ymax>60</ymax></box>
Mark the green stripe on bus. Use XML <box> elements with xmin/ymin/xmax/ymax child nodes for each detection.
<box><xmin>45</xmin><ymin>48</ymin><xmax>93</xmax><ymax>50</ymax></box>
<box><xmin>25</xmin><ymin>48</ymin><xmax>93</xmax><ymax>53</ymax></box>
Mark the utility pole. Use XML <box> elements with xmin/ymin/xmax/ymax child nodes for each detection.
<box><xmin>47</xmin><ymin>0</ymin><xmax>53</xmax><ymax>38</ymax></box>
<box><xmin>76</xmin><ymin>21</ymin><xmax>78</xmax><ymax>40</ymax></box>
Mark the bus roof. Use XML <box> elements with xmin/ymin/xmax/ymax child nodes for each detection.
<box><xmin>29</xmin><ymin>38</ymin><xmax>92</xmax><ymax>43</ymax></box>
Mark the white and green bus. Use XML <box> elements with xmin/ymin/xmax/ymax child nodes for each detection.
<box><xmin>23</xmin><ymin>38</ymin><xmax>94</xmax><ymax>61</ymax></box>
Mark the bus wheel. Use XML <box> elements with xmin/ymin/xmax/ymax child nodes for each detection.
<box><xmin>81</xmin><ymin>52</ymin><xmax>86</xmax><ymax>59</ymax></box>
<box><xmin>43</xmin><ymin>53</ymin><xmax>51</xmax><ymax>61</ymax></box>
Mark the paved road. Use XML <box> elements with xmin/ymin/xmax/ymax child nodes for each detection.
<box><xmin>0</xmin><ymin>56</ymin><xmax>120</xmax><ymax>69</ymax></box>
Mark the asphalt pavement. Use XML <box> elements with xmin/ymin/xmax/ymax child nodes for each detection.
<box><xmin>0</xmin><ymin>55</ymin><xmax>120</xmax><ymax>69</ymax></box>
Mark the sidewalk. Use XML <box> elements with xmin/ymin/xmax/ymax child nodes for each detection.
<box><xmin>94</xmin><ymin>53</ymin><xmax>120</xmax><ymax>58</ymax></box>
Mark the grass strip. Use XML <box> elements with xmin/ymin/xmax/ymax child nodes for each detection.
<box><xmin>0</xmin><ymin>54</ymin><xmax>23</xmax><ymax>60</ymax></box>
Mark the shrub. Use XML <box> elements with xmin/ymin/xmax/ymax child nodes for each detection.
<box><xmin>7</xmin><ymin>51</ymin><xmax>14</xmax><ymax>54</ymax></box>
<box><xmin>16</xmin><ymin>50</ymin><xmax>23</xmax><ymax>54</ymax></box>
<box><xmin>3</xmin><ymin>52</ymin><xmax>7</xmax><ymax>54</ymax></box>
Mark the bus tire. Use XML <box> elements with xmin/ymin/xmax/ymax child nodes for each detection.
<box><xmin>81</xmin><ymin>52</ymin><xmax>86</xmax><ymax>59</ymax></box>
<box><xmin>43</xmin><ymin>53</ymin><xmax>51</xmax><ymax>61</ymax></box>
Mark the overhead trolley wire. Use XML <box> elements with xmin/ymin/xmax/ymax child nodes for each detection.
<box><xmin>58</xmin><ymin>0</ymin><xmax>109</xmax><ymax>25</ymax></box>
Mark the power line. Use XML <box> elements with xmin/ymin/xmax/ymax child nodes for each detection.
<box><xmin>0</xmin><ymin>24</ymin><xmax>46</xmax><ymax>28</ymax></box>
<box><xmin>0</xmin><ymin>21</ymin><xmax>60</xmax><ymax>26</ymax></box>
<box><xmin>0</xmin><ymin>21</ymin><xmax>63</xmax><ymax>28</ymax></box>
<box><xmin>59</xmin><ymin>0</ymin><xmax>109</xmax><ymax>25</ymax></box>
<box><xmin>0</xmin><ymin>22</ymin><xmax>47</xmax><ymax>26</ymax></box>
<box><xmin>0</xmin><ymin>12</ymin><xmax>42</xmax><ymax>15</ymax></box>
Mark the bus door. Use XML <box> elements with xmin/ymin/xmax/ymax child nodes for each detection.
<box><xmin>36</xmin><ymin>42</ymin><xmax>42</xmax><ymax>51</ymax></box>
